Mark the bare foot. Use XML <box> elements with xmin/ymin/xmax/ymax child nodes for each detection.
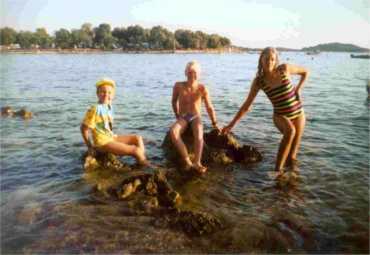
<box><xmin>193</xmin><ymin>164</ymin><xmax>207</xmax><ymax>174</ymax></box>
<box><xmin>182</xmin><ymin>162</ymin><xmax>193</xmax><ymax>172</ymax></box>
<box><xmin>181</xmin><ymin>157</ymin><xmax>193</xmax><ymax>172</ymax></box>
<box><xmin>285</xmin><ymin>158</ymin><xmax>298</xmax><ymax>167</ymax></box>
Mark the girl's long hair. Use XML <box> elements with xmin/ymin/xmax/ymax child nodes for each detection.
<box><xmin>256</xmin><ymin>47</ymin><xmax>279</xmax><ymax>87</ymax></box>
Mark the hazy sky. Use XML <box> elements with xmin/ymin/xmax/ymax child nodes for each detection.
<box><xmin>1</xmin><ymin>0</ymin><xmax>369</xmax><ymax>48</ymax></box>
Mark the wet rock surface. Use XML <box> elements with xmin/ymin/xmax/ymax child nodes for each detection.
<box><xmin>162</xmin><ymin>128</ymin><xmax>262</xmax><ymax>165</ymax></box>
<box><xmin>84</xmin><ymin>151</ymin><xmax>180</xmax><ymax>207</ymax></box>
<box><xmin>153</xmin><ymin>208</ymin><xmax>224</xmax><ymax>236</ymax></box>
<box><xmin>1</xmin><ymin>106</ymin><xmax>33</xmax><ymax>119</ymax></box>
<box><xmin>81</xmin><ymin>127</ymin><xmax>263</xmax><ymax>237</ymax></box>
<box><xmin>83</xmin><ymin>151</ymin><xmax>223</xmax><ymax>236</ymax></box>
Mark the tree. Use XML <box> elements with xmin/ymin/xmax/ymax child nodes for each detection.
<box><xmin>124</xmin><ymin>25</ymin><xmax>148</xmax><ymax>49</ymax></box>
<box><xmin>148</xmin><ymin>26</ymin><xmax>174</xmax><ymax>49</ymax></box>
<box><xmin>220</xmin><ymin>36</ymin><xmax>231</xmax><ymax>47</ymax></box>
<box><xmin>175</xmin><ymin>29</ymin><xmax>194</xmax><ymax>49</ymax></box>
<box><xmin>80</xmin><ymin>23</ymin><xmax>94</xmax><ymax>48</ymax></box>
<box><xmin>71</xmin><ymin>29</ymin><xmax>83</xmax><ymax>48</ymax></box>
<box><xmin>55</xmin><ymin>28</ymin><xmax>72</xmax><ymax>49</ymax></box>
<box><xmin>194</xmin><ymin>31</ymin><xmax>208</xmax><ymax>49</ymax></box>
<box><xmin>0</xmin><ymin>27</ymin><xmax>17</xmax><ymax>45</ymax></box>
<box><xmin>94</xmin><ymin>23</ymin><xmax>115</xmax><ymax>49</ymax></box>
<box><xmin>207</xmin><ymin>34</ymin><xmax>222</xmax><ymax>49</ymax></box>
<box><xmin>34</xmin><ymin>28</ymin><xmax>52</xmax><ymax>48</ymax></box>
<box><xmin>112</xmin><ymin>27</ymin><xmax>128</xmax><ymax>48</ymax></box>
<box><xmin>16</xmin><ymin>31</ymin><xmax>37</xmax><ymax>48</ymax></box>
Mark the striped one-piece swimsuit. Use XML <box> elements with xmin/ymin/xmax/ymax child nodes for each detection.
<box><xmin>260</xmin><ymin>71</ymin><xmax>303</xmax><ymax>120</ymax></box>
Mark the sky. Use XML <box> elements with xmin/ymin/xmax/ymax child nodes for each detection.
<box><xmin>1</xmin><ymin>0</ymin><xmax>369</xmax><ymax>49</ymax></box>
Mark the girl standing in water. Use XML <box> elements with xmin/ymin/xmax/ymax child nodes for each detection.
<box><xmin>222</xmin><ymin>47</ymin><xmax>309</xmax><ymax>173</ymax></box>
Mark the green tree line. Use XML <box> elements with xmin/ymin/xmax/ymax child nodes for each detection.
<box><xmin>0</xmin><ymin>23</ymin><xmax>231</xmax><ymax>50</ymax></box>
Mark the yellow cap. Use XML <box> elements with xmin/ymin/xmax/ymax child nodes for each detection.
<box><xmin>96</xmin><ymin>78</ymin><xmax>116</xmax><ymax>89</ymax></box>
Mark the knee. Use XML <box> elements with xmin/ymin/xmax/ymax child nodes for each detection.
<box><xmin>135</xmin><ymin>135</ymin><xmax>143</xmax><ymax>143</ymax></box>
<box><xmin>284</xmin><ymin>126</ymin><xmax>296</xmax><ymax>140</ymax></box>
<box><xmin>194</xmin><ymin>132</ymin><xmax>203</xmax><ymax>143</ymax></box>
<box><xmin>170</xmin><ymin>126</ymin><xmax>180</xmax><ymax>140</ymax></box>
<box><xmin>133</xmin><ymin>146</ymin><xmax>144</xmax><ymax>156</ymax></box>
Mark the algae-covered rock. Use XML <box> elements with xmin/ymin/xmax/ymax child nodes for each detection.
<box><xmin>15</xmin><ymin>108</ymin><xmax>33</xmax><ymax>119</ymax></box>
<box><xmin>227</xmin><ymin>145</ymin><xmax>263</xmax><ymax>163</ymax></box>
<box><xmin>154</xmin><ymin>208</ymin><xmax>223</xmax><ymax>236</ymax></box>
<box><xmin>1</xmin><ymin>106</ymin><xmax>14</xmax><ymax>117</ymax></box>
<box><xmin>275</xmin><ymin>171</ymin><xmax>299</xmax><ymax>188</ymax></box>
<box><xmin>83</xmin><ymin>152</ymin><xmax>181</xmax><ymax>207</ymax></box>
<box><xmin>1</xmin><ymin>106</ymin><xmax>33</xmax><ymax>119</ymax></box>
<box><xmin>204</xmin><ymin>129</ymin><xmax>241</xmax><ymax>149</ymax></box>
<box><xmin>162</xmin><ymin>128</ymin><xmax>262</xmax><ymax>165</ymax></box>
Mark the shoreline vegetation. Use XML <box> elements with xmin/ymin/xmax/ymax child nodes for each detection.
<box><xmin>0</xmin><ymin>23</ymin><xmax>233</xmax><ymax>54</ymax></box>
<box><xmin>1</xmin><ymin>44</ymin><xmax>369</xmax><ymax>54</ymax></box>
<box><xmin>0</xmin><ymin>47</ymin><xmax>246</xmax><ymax>54</ymax></box>
<box><xmin>1</xmin><ymin>23</ymin><xmax>369</xmax><ymax>54</ymax></box>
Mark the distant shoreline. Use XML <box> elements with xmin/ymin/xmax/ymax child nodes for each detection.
<box><xmin>1</xmin><ymin>48</ymin><xmax>368</xmax><ymax>55</ymax></box>
<box><xmin>0</xmin><ymin>48</ymin><xmax>247</xmax><ymax>54</ymax></box>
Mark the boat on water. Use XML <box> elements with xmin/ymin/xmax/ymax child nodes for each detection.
<box><xmin>306</xmin><ymin>50</ymin><xmax>320</xmax><ymax>55</ymax></box>
<box><xmin>350</xmin><ymin>54</ymin><xmax>370</xmax><ymax>59</ymax></box>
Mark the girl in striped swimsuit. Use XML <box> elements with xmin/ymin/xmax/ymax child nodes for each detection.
<box><xmin>222</xmin><ymin>47</ymin><xmax>309</xmax><ymax>173</ymax></box>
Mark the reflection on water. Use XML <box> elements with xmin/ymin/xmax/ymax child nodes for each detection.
<box><xmin>0</xmin><ymin>52</ymin><xmax>369</xmax><ymax>253</ymax></box>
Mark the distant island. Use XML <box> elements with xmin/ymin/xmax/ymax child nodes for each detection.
<box><xmin>227</xmin><ymin>43</ymin><xmax>369</xmax><ymax>53</ymax></box>
<box><xmin>302</xmin><ymin>43</ymin><xmax>369</xmax><ymax>53</ymax></box>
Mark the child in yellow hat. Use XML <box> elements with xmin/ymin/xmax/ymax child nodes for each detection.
<box><xmin>80</xmin><ymin>78</ymin><xmax>149</xmax><ymax>165</ymax></box>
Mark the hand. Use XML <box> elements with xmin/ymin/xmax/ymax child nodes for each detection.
<box><xmin>222</xmin><ymin>124</ymin><xmax>233</xmax><ymax>134</ymax></box>
<box><xmin>295</xmin><ymin>88</ymin><xmax>301</xmax><ymax>101</ymax></box>
<box><xmin>213</xmin><ymin>124</ymin><xmax>221</xmax><ymax>133</ymax></box>
<box><xmin>87</xmin><ymin>144</ymin><xmax>96</xmax><ymax>156</ymax></box>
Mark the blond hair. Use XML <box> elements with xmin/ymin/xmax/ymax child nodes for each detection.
<box><xmin>256</xmin><ymin>47</ymin><xmax>279</xmax><ymax>86</ymax></box>
<box><xmin>185</xmin><ymin>60</ymin><xmax>201</xmax><ymax>77</ymax></box>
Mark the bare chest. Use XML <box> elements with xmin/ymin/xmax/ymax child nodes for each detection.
<box><xmin>178</xmin><ymin>88</ymin><xmax>202</xmax><ymax>104</ymax></box>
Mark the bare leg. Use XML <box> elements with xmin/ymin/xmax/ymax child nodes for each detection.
<box><xmin>287</xmin><ymin>113</ymin><xmax>306</xmax><ymax>164</ymax></box>
<box><xmin>115</xmin><ymin>134</ymin><xmax>146</xmax><ymax>154</ymax></box>
<box><xmin>169</xmin><ymin>118</ymin><xmax>192</xmax><ymax>168</ymax></box>
<box><xmin>99</xmin><ymin>140</ymin><xmax>147</xmax><ymax>165</ymax></box>
<box><xmin>191</xmin><ymin>118</ymin><xmax>206</xmax><ymax>173</ymax></box>
<box><xmin>273</xmin><ymin>114</ymin><xmax>296</xmax><ymax>172</ymax></box>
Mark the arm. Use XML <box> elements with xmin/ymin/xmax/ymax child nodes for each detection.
<box><xmin>171</xmin><ymin>83</ymin><xmax>180</xmax><ymax>119</ymax></box>
<box><xmin>202</xmin><ymin>86</ymin><xmax>219</xmax><ymax>130</ymax></box>
<box><xmin>80</xmin><ymin>124</ymin><xmax>93</xmax><ymax>149</ymax></box>
<box><xmin>222</xmin><ymin>79</ymin><xmax>260</xmax><ymax>133</ymax></box>
<box><xmin>285</xmin><ymin>63</ymin><xmax>309</xmax><ymax>98</ymax></box>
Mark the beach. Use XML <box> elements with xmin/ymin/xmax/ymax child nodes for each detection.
<box><xmin>0</xmin><ymin>52</ymin><xmax>369</xmax><ymax>253</ymax></box>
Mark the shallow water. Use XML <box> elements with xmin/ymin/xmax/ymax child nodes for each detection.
<box><xmin>0</xmin><ymin>52</ymin><xmax>369</xmax><ymax>253</ymax></box>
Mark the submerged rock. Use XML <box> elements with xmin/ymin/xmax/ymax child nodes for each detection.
<box><xmin>162</xmin><ymin>128</ymin><xmax>262</xmax><ymax>166</ymax></box>
<box><xmin>1</xmin><ymin>106</ymin><xmax>14</xmax><ymax>117</ymax></box>
<box><xmin>275</xmin><ymin>171</ymin><xmax>299</xmax><ymax>188</ymax></box>
<box><xmin>15</xmin><ymin>108</ymin><xmax>33</xmax><ymax>119</ymax></box>
<box><xmin>153</xmin><ymin>208</ymin><xmax>223</xmax><ymax>236</ymax></box>
<box><xmin>1</xmin><ymin>106</ymin><xmax>33</xmax><ymax>119</ymax></box>
<box><xmin>83</xmin><ymin>151</ymin><xmax>181</xmax><ymax>208</ymax></box>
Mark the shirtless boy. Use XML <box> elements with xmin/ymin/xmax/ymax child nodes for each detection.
<box><xmin>169</xmin><ymin>61</ymin><xmax>219</xmax><ymax>173</ymax></box>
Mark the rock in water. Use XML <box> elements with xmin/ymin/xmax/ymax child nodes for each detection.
<box><xmin>162</xmin><ymin>128</ymin><xmax>262</xmax><ymax>165</ymax></box>
<box><xmin>1</xmin><ymin>106</ymin><xmax>33</xmax><ymax>119</ymax></box>
<box><xmin>82</xmin><ymin>152</ymin><xmax>181</xmax><ymax>207</ymax></box>
<box><xmin>204</xmin><ymin>129</ymin><xmax>240</xmax><ymax>149</ymax></box>
<box><xmin>15</xmin><ymin>108</ymin><xmax>33</xmax><ymax>119</ymax></box>
<box><xmin>1</xmin><ymin>106</ymin><xmax>14</xmax><ymax>117</ymax></box>
<box><xmin>154</xmin><ymin>209</ymin><xmax>223</xmax><ymax>236</ymax></box>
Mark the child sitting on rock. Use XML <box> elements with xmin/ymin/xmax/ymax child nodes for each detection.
<box><xmin>80</xmin><ymin>78</ymin><xmax>149</xmax><ymax>166</ymax></box>
<box><xmin>169</xmin><ymin>61</ymin><xmax>220</xmax><ymax>173</ymax></box>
